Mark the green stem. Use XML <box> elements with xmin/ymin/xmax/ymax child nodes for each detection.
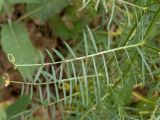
<box><xmin>13</xmin><ymin>43</ymin><xmax>143</xmax><ymax>67</ymax></box>
<box><xmin>144</xmin><ymin>7</ymin><xmax>160</xmax><ymax>41</ymax></box>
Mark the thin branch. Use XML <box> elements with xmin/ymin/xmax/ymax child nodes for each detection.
<box><xmin>9</xmin><ymin>74</ymin><xmax>102</xmax><ymax>86</ymax></box>
<box><xmin>11</xmin><ymin>43</ymin><xmax>144</xmax><ymax>67</ymax></box>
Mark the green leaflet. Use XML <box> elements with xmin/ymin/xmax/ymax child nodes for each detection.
<box><xmin>6</xmin><ymin>96</ymin><xmax>30</xmax><ymax>119</ymax></box>
<box><xmin>0</xmin><ymin>107</ymin><xmax>7</xmax><ymax>120</ymax></box>
<box><xmin>1</xmin><ymin>22</ymin><xmax>40</xmax><ymax>80</ymax></box>
<box><xmin>26</xmin><ymin>0</ymin><xmax>70</xmax><ymax>20</ymax></box>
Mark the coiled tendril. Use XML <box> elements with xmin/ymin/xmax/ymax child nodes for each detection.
<box><xmin>8</xmin><ymin>54</ymin><xmax>17</xmax><ymax>69</ymax></box>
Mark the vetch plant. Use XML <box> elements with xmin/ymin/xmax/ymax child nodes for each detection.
<box><xmin>0</xmin><ymin>0</ymin><xmax>160</xmax><ymax>120</ymax></box>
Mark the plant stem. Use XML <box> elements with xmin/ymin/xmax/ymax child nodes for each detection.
<box><xmin>13</xmin><ymin>43</ymin><xmax>144</xmax><ymax>67</ymax></box>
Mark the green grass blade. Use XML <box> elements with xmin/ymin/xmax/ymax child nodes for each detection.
<box><xmin>92</xmin><ymin>56</ymin><xmax>101</xmax><ymax>102</ymax></box>
<box><xmin>64</xmin><ymin>41</ymin><xmax>76</xmax><ymax>58</ymax></box>
<box><xmin>136</xmin><ymin>47</ymin><xmax>154</xmax><ymax>81</ymax></box>
<box><xmin>107</xmin><ymin>0</ymin><xmax>115</xmax><ymax>29</ymax></box>
<box><xmin>51</xmin><ymin>65</ymin><xmax>60</xmax><ymax>103</ymax></box>
<box><xmin>83</xmin><ymin>30</ymin><xmax>89</xmax><ymax>56</ymax></box>
<box><xmin>52</xmin><ymin>48</ymin><xmax>65</xmax><ymax>61</ymax></box>
<box><xmin>86</xmin><ymin>26</ymin><xmax>98</xmax><ymax>53</ymax></box>
<box><xmin>33</xmin><ymin>66</ymin><xmax>43</xmax><ymax>83</ymax></box>
<box><xmin>102</xmin><ymin>54</ymin><xmax>110</xmax><ymax>85</ymax></box>
<box><xmin>45</xmin><ymin>49</ymin><xmax>55</xmax><ymax>63</ymax></box>
<box><xmin>79</xmin><ymin>78</ymin><xmax>85</xmax><ymax>106</ymax></box>
<box><xmin>81</xmin><ymin>60</ymin><xmax>88</xmax><ymax>106</ymax></box>
<box><xmin>71</xmin><ymin>61</ymin><xmax>77</xmax><ymax>85</ymax></box>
